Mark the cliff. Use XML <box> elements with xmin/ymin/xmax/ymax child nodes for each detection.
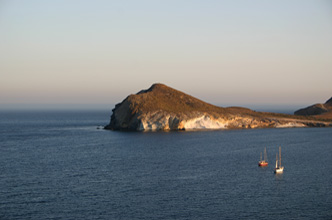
<box><xmin>294</xmin><ymin>97</ymin><xmax>332</xmax><ymax>119</ymax></box>
<box><xmin>104</xmin><ymin>84</ymin><xmax>332</xmax><ymax>131</ymax></box>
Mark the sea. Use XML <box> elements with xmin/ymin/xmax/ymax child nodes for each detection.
<box><xmin>0</xmin><ymin>110</ymin><xmax>331</xmax><ymax>220</ymax></box>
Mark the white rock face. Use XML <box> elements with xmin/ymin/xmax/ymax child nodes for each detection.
<box><xmin>135</xmin><ymin>111</ymin><xmax>310</xmax><ymax>131</ymax></box>
<box><xmin>139</xmin><ymin>111</ymin><xmax>179</xmax><ymax>131</ymax></box>
<box><xmin>275</xmin><ymin>122</ymin><xmax>306</xmax><ymax>128</ymax></box>
<box><xmin>137</xmin><ymin>112</ymin><xmax>228</xmax><ymax>131</ymax></box>
<box><xmin>182</xmin><ymin>115</ymin><xmax>227</xmax><ymax>130</ymax></box>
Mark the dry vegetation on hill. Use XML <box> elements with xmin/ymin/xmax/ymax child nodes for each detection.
<box><xmin>127</xmin><ymin>84</ymin><xmax>260</xmax><ymax>118</ymax></box>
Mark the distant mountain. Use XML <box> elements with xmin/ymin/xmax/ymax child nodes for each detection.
<box><xmin>105</xmin><ymin>84</ymin><xmax>332</xmax><ymax>131</ymax></box>
<box><xmin>294</xmin><ymin>97</ymin><xmax>332</xmax><ymax>119</ymax></box>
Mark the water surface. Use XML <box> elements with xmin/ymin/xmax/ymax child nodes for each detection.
<box><xmin>0</xmin><ymin>111</ymin><xmax>331</xmax><ymax>219</ymax></box>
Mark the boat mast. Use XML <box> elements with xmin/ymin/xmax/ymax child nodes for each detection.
<box><xmin>264</xmin><ymin>147</ymin><xmax>268</xmax><ymax>162</ymax></box>
<box><xmin>260</xmin><ymin>152</ymin><xmax>262</xmax><ymax>161</ymax></box>
<box><xmin>275</xmin><ymin>153</ymin><xmax>278</xmax><ymax>168</ymax></box>
<box><xmin>279</xmin><ymin>147</ymin><xmax>281</xmax><ymax>167</ymax></box>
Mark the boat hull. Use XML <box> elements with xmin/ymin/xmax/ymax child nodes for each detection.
<box><xmin>258</xmin><ymin>162</ymin><xmax>268</xmax><ymax>167</ymax></box>
<box><xmin>274</xmin><ymin>167</ymin><xmax>284</xmax><ymax>173</ymax></box>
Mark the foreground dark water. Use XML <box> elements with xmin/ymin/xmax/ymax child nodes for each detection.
<box><xmin>0</xmin><ymin>111</ymin><xmax>331</xmax><ymax>219</ymax></box>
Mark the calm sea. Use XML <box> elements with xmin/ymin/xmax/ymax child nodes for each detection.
<box><xmin>0</xmin><ymin>110</ymin><xmax>331</xmax><ymax>220</ymax></box>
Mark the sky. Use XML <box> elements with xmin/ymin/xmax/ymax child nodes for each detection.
<box><xmin>1</xmin><ymin>0</ymin><xmax>331</xmax><ymax>110</ymax></box>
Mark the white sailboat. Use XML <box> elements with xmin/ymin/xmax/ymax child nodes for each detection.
<box><xmin>274</xmin><ymin>146</ymin><xmax>284</xmax><ymax>173</ymax></box>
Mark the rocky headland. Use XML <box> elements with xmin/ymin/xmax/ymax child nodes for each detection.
<box><xmin>294</xmin><ymin>97</ymin><xmax>332</xmax><ymax>119</ymax></box>
<box><xmin>104</xmin><ymin>83</ymin><xmax>332</xmax><ymax>131</ymax></box>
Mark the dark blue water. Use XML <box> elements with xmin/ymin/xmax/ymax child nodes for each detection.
<box><xmin>1</xmin><ymin>110</ymin><xmax>331</xmax><ymax>220</ymax></box>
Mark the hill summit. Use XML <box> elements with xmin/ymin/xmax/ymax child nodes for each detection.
<box><xmin>122</xmin><ymin>83</ymin><xmax>235</xmax><ymax>116</ymax></box>
<box><xmin>105</xmin><ymin>83</ymin><xmax>332</xmax><ymax>131</ymax></box>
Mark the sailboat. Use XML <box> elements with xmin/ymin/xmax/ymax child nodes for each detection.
<box><xmin>274</xmin><ymin>146</ymin><xmax>284</xmax><ymax>173</ymax></box>
<box><xmin>258</xmin><ymin>147</ymin><xmax>268</xmax><ymax>166</ymax></box>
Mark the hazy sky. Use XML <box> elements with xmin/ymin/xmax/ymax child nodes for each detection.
<box><xmin>1</xmin><ymin>0</ymin><xmax>331</xmax><ymax>109</ymax></box>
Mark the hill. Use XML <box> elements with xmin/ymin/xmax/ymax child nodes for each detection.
<box><xmin>294</xmin><ymin>97</ymin><xmax>332</xmax><ymax>119</ymax></box>
<box><xmin>105</xmin><ymin>83</ymin><xmax>332</xmax><ymax>131</ymax></box>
